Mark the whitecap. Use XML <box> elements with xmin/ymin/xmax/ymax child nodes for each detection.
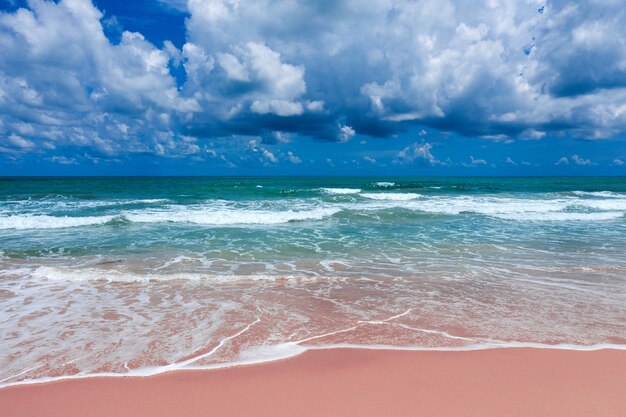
<box><xmin>0</xmin><ymin>214</ymin><xmax>114</xmax><ymax>230</ymax></box>
<box><xmin>320</xmin><ymin>188</ymin><xmax>362</xmax><ymax>195</ymax></box>
<box><xmin>125</xmin><ymin>207</ymin><xmax>341</xmax><ymax>225</ymax></box>
<box><xmin>361</xmin><ymin>193</ymin><xmax>422</xmax><ymax>201</ymax></box>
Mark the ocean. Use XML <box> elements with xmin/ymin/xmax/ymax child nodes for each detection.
<box><xmin>1</xmin><ymin>176</ymin><xmax>625</xmax><ymax>386</ymax></box>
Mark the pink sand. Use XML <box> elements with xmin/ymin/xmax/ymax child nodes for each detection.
<box><xmin>2</xmin><ymin>348</ymin><xmax>625</xmax><ymax>417</ymax></box>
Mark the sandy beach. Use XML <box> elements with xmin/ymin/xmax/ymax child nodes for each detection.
<box><xmin>2</xmin><ymin>347</ymin><xmax>625</xmax><ymax>417</ymax></box>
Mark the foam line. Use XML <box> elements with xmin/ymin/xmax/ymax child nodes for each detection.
<box><xmin>2</xmin><ymin>342</ymin><xmax>625</xmax><ymax>390</ymax></box>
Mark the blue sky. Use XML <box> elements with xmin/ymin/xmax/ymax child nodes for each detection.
<box><xmin>1</xmin><ymin>0</ymin><xmax>626</xmax><ymax>175</ymax></box>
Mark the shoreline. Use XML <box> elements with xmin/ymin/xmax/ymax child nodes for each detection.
<box><xmin>2</xmin><ymin>342</ymin><xmax>625</xmax><ymax>389</ymax></box>
<box><xmin>2</xmin><ymin>347</ymin><xmax>625</xmax><ymax>417</ymax></box>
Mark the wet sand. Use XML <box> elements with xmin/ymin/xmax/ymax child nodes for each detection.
<box><xmin>2</xmin><ymin>348</ymin><xmax>625</xmax><ymax>417</ymax></box>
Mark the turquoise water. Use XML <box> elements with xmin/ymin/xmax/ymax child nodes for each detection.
<box><xmin>1</xmin><ymin>177</ymin><xmax>626</xmax><ymax>385</ymax></box>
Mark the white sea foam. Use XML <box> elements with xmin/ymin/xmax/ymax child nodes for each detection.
<box><xmin>0</xmin><ymin>207</ymin><xmax>341</xmax><ymax>230</ymax></box>
<box><xmin>1</xmin><ymin>341</ymin><xmax>624</xmax><ymax>389</ymax></box>
<box><xmin>0</xmin><ymin>214</ymin><xmax>115</xmax><ymax>230</ymax></box>
<box><xmin>572</xmin><ymin>191</ymin><xmax>625</xmax><ymax>198</ymax></box>
<box><xmin>320</xmin><ymin>188</ymin><xmax>362</xmax><ymax>194</ymax></box>
<box><xmin>374</xmin><ymin>182</ymin><xmax>395</xmax><ymax>187</ymax></box>
<box><xmin>125</xmin><ymin>207</ymin><xmax>340</xmax><ymax>225</ymax></box>
<box><xmin>361</xmin><ymin>193</ymin><xmax>422</xmax><ymax>201</ymax></box>
<box><xmin>30</xmin><ymin>266</ymin><xmax>319</xmax><ymax>283</ymax></box>
<box><xmin>576</xmin><ymin>199</ymin><xmax>626</xmax><ymax>211</ymax></box>
<box><xmin>490</xmin><ymin>211</ymin><xmax>624</xmax><ymax>221</ymax></box>
<box><xmin>360</xmin><ymin>196</ymin><xmax>626</xmax><ymax>221</ymax></box>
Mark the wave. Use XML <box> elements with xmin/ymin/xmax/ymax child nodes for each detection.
<box><xmin>125</xmin><ymin>207</ymin><xmax>340</xmax><ymax>225</ymax></box>
<box><xmin>374</xmin><ymin>182</ymin><xmax>395</xmax><ymax>187</ymax></box>
<box><xmin>571</xmin><ymin>191</ymin><xmax>625</xmax><ymax>198</ymax></box>
<box><xmin>0</xmin><ymin>207</ymin><xmax>341</xmax><ymax>230</ymax></box>
<box><xmin>358</xmin><ymin>196</ymin><xmax>626</xmax><ymax>221</ymax></box>
<box><xmin>0</xmin><ymin>214</ymin><xmax>115</xmax><ymax>230</ymax></box>
<box><xmin>320</xmin><ymin>188</ymin><xmax>361</xmax><ymax>194</ymax></box>
<box><xmin>489</xmin><ymin>211</ymin><xmax>625</xmax><ymax>221</ymax></box>
<box><xmin>361</xmin><ymin>193</ymin><xmax>422</xmax><ymax>201</ymax></box>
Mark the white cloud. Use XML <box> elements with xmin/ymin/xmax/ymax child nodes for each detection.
<box><xmin>463</xmin><ymin>156</ymin><xmax>487</xmax><ymax>167</ymax></box>
<box><xmin>571</xmin><ymin>154</ymin><xmax>593</xmax><ymax>166</ymax></box>
<box><xmin>3</xmin><ymin>0</ymin><xmax>626</xmax><ymax>160</ymax></box>
<box><xmin>286</xmin><ymin>151</ymin><xmax>302</xmax><ymax>164</ymax></box>
<box><xmin>49</xmin><ymin>155</ymin><xmax>77</xmax><ymax>165</ymax></box>
<box><xmin>250</xmin><ymin>99</ymin><xmax>303</xmax><ymax>116</ymax></box>
<box><xmin>505</xmin><ymin>156</ymin><xmax>517</xmax><ymax>165</ymax></box>
<box><xmin>363</xmin><ymin>156</ymin><xmax>376</xmax><ymax>164</ymax></box>
<box><xmin>262</xmin><ymin>148</ymin><xmax>277</xmax><ymax>163</ymax></box>
<box><xmin>337</xmin><ymin>124</ymin><xmax>355</xmax><ymax>142</ymax></box>
<box><xmin>396</xmin><ymin>142</ymin><xmax>439</xmax><ymax>165</ymax></box>
<box><xmin>555</xmin><ymin>156</ymin><xmax>570</xmax><ymax>165</ymax></box>
<box><xmin>7</xmin><ymin>134</ymin><xmax>35</xmax><ymax>149</ymax></box>
<box><xmin>613</xmin><ymin>158</ymin><xmax>624</xmax><ymax>166</ymax></box>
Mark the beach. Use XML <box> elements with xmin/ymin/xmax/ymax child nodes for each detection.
<box><xmin>1</xmin><ymin>176</ymin><xmax>626</xmax><ymax>413</ymax></box>
<box><xmin>2</xmin><ymin>347</ymin><xmax>626</xmax><ymax>417</ymax></box>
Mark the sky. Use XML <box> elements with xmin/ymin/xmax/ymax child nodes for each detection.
<box><xmin>1</xmin><ymin>0</ymin><xmax>626</xmax><ymax>176</ymax></box>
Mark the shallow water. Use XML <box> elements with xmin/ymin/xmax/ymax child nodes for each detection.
<box><xmin>1</xmin><ymin>176</ymin><xmax>625</xmax><ymax>386</ymax></box>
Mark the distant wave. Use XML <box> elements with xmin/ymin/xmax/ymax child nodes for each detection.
<box><xmin>571</xmin><ymin>191</ymin><xmax>625</xmax><ymax>198</ymax></box>
<box><xmin>320</xmin><ymin>188</ymin><xmax>361</xmax><ymax>194</ymax></box>
<box><xmin>361</xmin><ymin>193</ymin><xmax>422</xmax><ymax>201</ymax></box>
<box><xmin>374</xmin><ymin>182</ymin><xmax>395</xmax><ymax>187</ymax></box>
<box><xmin>360</xmin><ymin>196</ymin><xmax>626</xmax><ymax>221</ymax></box>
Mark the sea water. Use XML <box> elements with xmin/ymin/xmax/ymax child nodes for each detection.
<box><xmin>1</xmin><ymin>176</ymin><xmax>625</xmax><ymax>385</ymax></box>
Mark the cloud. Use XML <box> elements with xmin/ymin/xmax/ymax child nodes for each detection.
<box><xmin>49</xmin><ymin>155</ymin><xmax>77</xmax><ymax>165</ymax></box>
<box><xmin>262</xmin><ymin>148</ymin><xmax>277</xmax><ymax>163</ymax></box>
<box><xmin>0</xmin><ymin>0</ymin><xmax>198</xmax><ymax>158</ymax></box>
<box><xmin>286</xmin><ymin>151</ymin><xmax>302</xmax><ymax>164</ymax></box>
<box><xmin>337</xmin><ymin>124</ymin><xmax>355</xmax><ymax>142</ymax></box>
<box><xmin>363</xmin><ymin>156</ymin><xmax>376</xmax><ymax>164</ymax></box>
<box><xmin>3</xmin><ymin>0</ymin><xmax>626</xmax><ymax>162</ymax></box>
<box><xmin>395</xmin><ymin>142</ymin><xmax>439</xmax><ymax>165</ymax></box>
<box><xmin>556</xmin><ymin>154</ymin><xmax>594</xmax><ymax>166</ymax></box>
<box><xmin>505</xmin><ymin>156</ymin><xmax>517</xmax><ymax>165</ymax></box>
<box><xmin>463</xmin><ymin>156</ymin><xmax>487</xmax><ymax>167</ymax></box>
<box><xmin>571</xmin><ymin>154</ymin><xmax>593</xmax><ymax>166</ymax></box>
<box><xmin>613</xmin><ymin>158</ymin><xmax>624</xmax><ymax>166</ymax></box>
<box><xmin>7</xmin><ymin>134</ymin><xmax>35</xmax><ymax>150</ymax></box>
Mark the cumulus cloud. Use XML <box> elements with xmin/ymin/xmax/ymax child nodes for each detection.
<box><xmin>505</xmin><ymin>156</ymin><xmax>517</xmax><ymax>165</ymax></box>
<box><xmin>556</xmin><ymin>154</ymin><xmax>595</xmax><ymax>166</ymax></box>
<box><xmin>571</xmin><ymin>154</ymin><xmax>593</xmax><ymax>166</ymax></box>
<box><xmin>0</xmin><ymin>0</ymin><xmax>198</xmax><ymax>158</ymax></box>
<box><xmin>395</xmin><ymin>142</ymin><xmax>439</xmax><ymax>165</ymax></box>
<box><xmin>613</xmin><ymin>158</ymin><xmax>624</xmax><ymax>166</ymax></box>
<box><xmin>337</xmin><ymin>124</ymin><xmax>356</xmax><ymax>142</ymax></box>
<box><xmin>3</xmin><ymin>0</ymin><xmax>626</xmax><ymax>161</ymax></box>
<box><xmin>286</xmin><ymin>151</ymin><xmax>302</xmax><ymax>164</ymax></box>
<box><xmin>463</xmin><ymin>156</ymin><xmax>487</xmax><ymax>167</ymax></box>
